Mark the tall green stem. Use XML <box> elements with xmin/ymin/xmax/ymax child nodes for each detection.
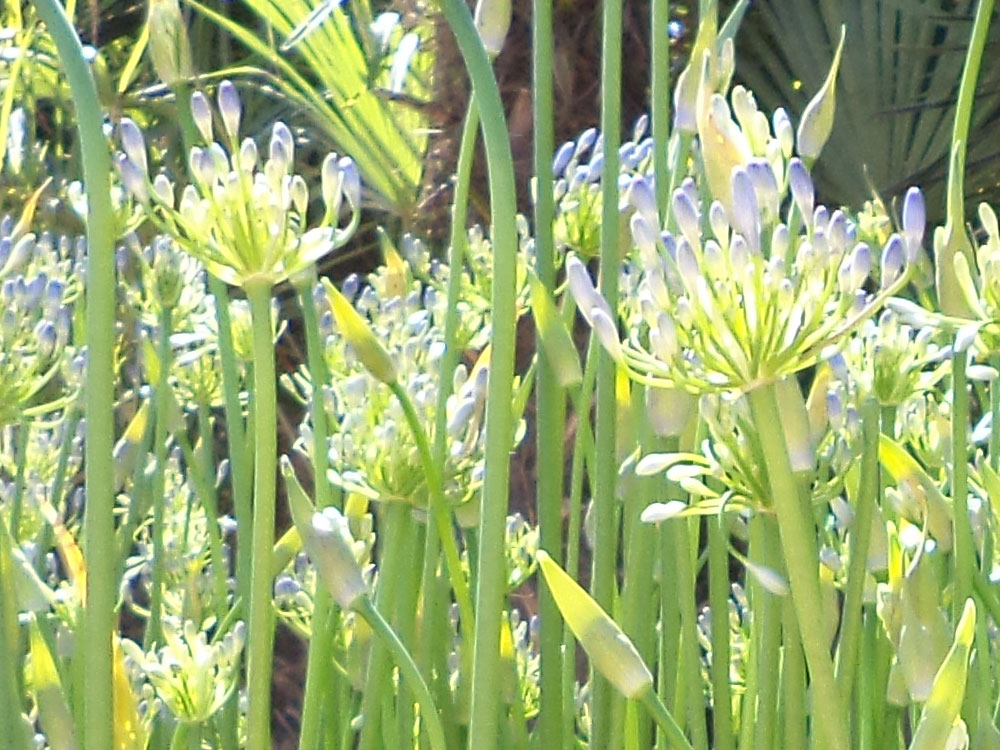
<box><xmin>674</xmin><ymin>518</ymin><xmax>708</xmax><ymax>750</ymax></box>
<box><xmin>244</xmin><ymin>278</ymin><xmax>278</xmax><ymax>750</ymax></box>
<box><xmin>355</xmin><ymin>596</ymin><xmax>447</xmax><ymax>750</ymax></box>
<box><xmin>952</xmin><ymin>348</ymin><xmax>973</xmax><ymax>616</ymax></box>
<box><xmin>207</xmin><ymin>276</ymin><xmax>252</xmax><ymax>602</ymax></box>
<box><xmin>651</xmin><ymin>0</ymin><xmax>670</xmax><ymax>216</ymax></box>
<box><xmin>146</xmin><ymin>307</ymin><xmax>174</xmax><ymax>647</ymax></box>
<box><xmin>423</xmin><ymin>98</ymin><xmax>478</xmax><ymax>738</ymax></box>
<box><xmin>432</xmin><ymin>0</ymin><xmax>518</xmax><ymax>746</ymax></box>
<box><xmin>30</xmin><ymin>2</ymin><xmax>116</xmax><ymax>748</ymax></box>
<box><xmin>706</xmin><ymin>514</ymin><xmax>732</xmax><ymax>750</ymax></box>
<box><xmin>591</xmin><ymin>0</ymin><xmax>624</xmax><ymax>740</ymax></box>
<box><xmin>835</xmin><ymin>398</ymin><xmax>879</xmax><ymax>702</ymax></box>
<box><xmin>297</xmin><ymin>273</ymin><xmax>336</xmax><ymax>750</ymax></box>
<box><xmin>746</xmin><ymin>382</ymin><xmax>848</xmax><ymax>750</ymax></box>
<box><xmin>532</xmin><ymin>0</ymin><xmax>565</xmax><ymax>739</ymax></box>
<box><xmin>751</xmin><ymin>515</ymin><xmax>781</xmax><ymax>750</ymax></box>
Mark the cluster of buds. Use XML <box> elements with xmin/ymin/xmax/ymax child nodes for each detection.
<box><xmin>123</xmin><ymin>449</ymin><xmax>227</xmax><ymax>621</ymax></box>
<box><xmin>831</xmin><ymin>308</ymin><xmax>949</xmax><ymax>409</ymax></box>
<box><xmin>120</xmin><ymin>617</ymin><xmax>245</xmax><ymax>724</ymax></box>
<box><xmin>0</xmin><ymin>219</ymin><xmax>77</xmax><ymax>425</ymax></box>
<box><xmin>117</xmin><ymin>233</ymin><xmax>209</xmax><ymax>324</ymax></box>
<box><xmin>286</xmin><ymin>253</ymin><xmax>518</xmax><ymax>514</ymax></box>
<box><xmin>571</xmin><ymin>154</ymin><xmax>923</xmax><ymax>394</ymax></box>
<box><xmin>696</xmin><ymin>583</ymin><xmax>751</xmax><ymax>697</ymax></box>
<box><xmin>116</xmin><ymin>81</ymin><xmax>360</xmax><ymax>289</ymax></box>
<box><xmin>547</xmin><ymin>118</ymin><xmax>653</xmax><ymax>260</ymax></box>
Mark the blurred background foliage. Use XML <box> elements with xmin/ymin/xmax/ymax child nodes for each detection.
<box><xmin>732</xmin><ymin>0</ymin><xmax>1000</xmax><ymax>222</ymax></box>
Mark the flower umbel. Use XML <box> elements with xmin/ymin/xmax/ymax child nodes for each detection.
<box><xmin>116</xmin><ymin>83</ymin><xmax>361</xmax><ymax>288</ymax></box>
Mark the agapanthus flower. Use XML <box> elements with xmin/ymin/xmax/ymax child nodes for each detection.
<box><xmin>116</xmin><ymin>81</ymin><xmax>360</xmax><ymax>289</ymax></box>
<box><xmin>573</xmin><ymin>160</ymin><xmax>922</xmax><ymax>395</ymax></box>
<box><xmin>121</xmin><ymin>617</ymin><xmax>245</xmax><ymax>724</ymax></box>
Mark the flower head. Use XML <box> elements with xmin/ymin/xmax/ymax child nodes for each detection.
<box><xmin>116</xmin><ymin>83</ymin><xmax>360</xmax><ymax>288</ymax></box>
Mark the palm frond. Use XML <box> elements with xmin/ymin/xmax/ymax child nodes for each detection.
<box><xmin>734</xmin><ymin>0</ymin><xmax>1000</xmax><ymax>215</ymax></box>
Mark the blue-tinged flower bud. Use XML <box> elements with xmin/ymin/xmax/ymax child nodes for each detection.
<box><xmin>116</xmin><ymin>153</ymin><xmax>149</xmax><ymax>203</ymax></box>
<box><xmin>43</xmin><ymin>279</ymin><xmax>65</xmax><ymax>320</ymax></box>
<box><xmin>119</xmin><ymin>118</ymin><xmax>148</xmax><ymax>175</ymax></box>
<box><xmin>746</xmin><ymin>158</ymin><xmax>779</xmax><ymax>221</ymax></box>
<box><xmin>585</xmin><ymin>154</ymin><xmax>604</xmax><ymax>183</ymax></box>
<box><xmin>649</xmin><ymin>312</ymin><xmax>679</xmax><ymax>361</ymax></box>
<box><xmin>576</xmin><ymin>127</ymin><xmax>598</xmax><ymax>156</ymax></box>
<box><xmin>709</xmin><ymin>200</ymin><xmax>729</xmax><ymax>244</ymax></box>
<box><xmin>881</xmin><ymin>234</ymin><xmax>905</xmax><ymax>288</ymax></box>
<box><xmin>630</xmin><ymin>213</ymin><xmax>658</xmax><ymax>254</ymax></box>
<box><xmin>24</xmin><ymin>273</ymin><xmax>45</xmax><ymax>310</ymax></box>
<box><xmin>849</xmin><ymin>243</ymin><xmax>872</xmax><ymax>290</ymax></box>
<box><xmin>553</xmin><ymin>141</ymin><xmax>575</xmax><ymax>177</ymax></box>
<box><xmin>566</xmin><ymin>254</ymin><xmax>614</xmax><ymax>330</ymax></box>
<box><xmin>675</xmin><ymin>239</ymin><xmax>700</xmax><ymax>290</ymax></box>
<box><xmin>238</xmin><ymin>137</ymin><xmax>258</xmax><ymax>173</ymax></box>
<box><xmin>902</xmin><ymin>187</ymin><xmax>925</xmax><ymax>261</ymax></box>
<box><xmin>151</xmin><ymin>174</ymin><xmax>173</xmax><ymax>206</ymax></box>
<box><xmin>217</xmin><ymin>80</ymin><xmax>241</xmax><ymax>140</ymax></box>
<box><xmin>672</xmin><ymin>188</ymin><xmax>701</xmax><ymax>250</ymax></box>
<box><xmin>271</xmin><ymin>121</ymin><xmax>294</xmax><ymax>166</ymax></box>
<box><xmin>189</xmin><ymin>91</ymin><xmax>213</xmax><ymax>142</ymax></box>
<box><xmin>628</xmin><ymin>176</ymin><xmax>658</xmax><ymax>225</ymax></box>
<box><xmin>339</xmin><ymin>157</ymin><xmax>361</xmax><ymax>209</ymax></box>
<box><xmin>448</xmin><ymin>398</ymin><xmax>477</xmax><ymax>436</ymax></box>
<box><xmin>290</xmin><ymin>175</ymin><xmax>308</xmax><ymax>215</ymax></box>
<box><xmin>730</xmin><ymin>234</ymin><xmax>749</xmax><ymax>276</ymax></box>
<box><xmin>35</xmin><ymin>320</ymin><xmax>57</xmax><ymax>359</ymax></box>
<box><xmin>673</xmin><ymin>64</ymin><xmax>698</xmax><ymax>133</ymax></box>
<box><xmin>796</xmin><ymin>25</ymin><xmax>845</xmax><ymax>161</ymax></box>
<box><xmin>827</xmin><ymin>209</ymin><xmax>848</xmax><ymax>249</ymax></box>
<box><xmin>730</xmin><ymin>168</ymin><xmax>760</xmax><ymax>254</ymax></box>
<box><xmin>788</xmin><ymin>158</ymin><xmax>814</xmax><ymax>225</ymax></box>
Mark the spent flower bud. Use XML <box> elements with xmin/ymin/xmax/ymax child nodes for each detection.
<box><xmin>537</xmin><ymin>550</ymin><xmax>653</xmax><ymax>699</ymax></box>
<box><xmin>796</xmin><ymin>25</ymin><xmax>845</xmax><ymax>160</ymax></box>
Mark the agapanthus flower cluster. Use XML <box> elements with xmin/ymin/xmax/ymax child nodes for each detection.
<box><xmin>832</xmin><ymin>308</ymin><xmax>949</xmax><ymax>409</ymax></box>
<box><xmin>116</xmin><ymin>81</ymin><xmax>360</xmax><ymax>288</ymax></box>
<box><xmin>288</xmin><ymin>255</ymin><xmax>522</xmax><ymax>513</ymax></box>
<box><xmin>547</xmin><ymin>118</ymin><xmax>653</xmax><ymax>260</ymax></box>
<box><xmin>122</xmin><ymin>449</ymin><xmax>225</xmax><ymax>621</ymax></box>
<box><xmin>399</xmin><ymin>224</ymin><xmax>533</xmax><ymax>349</ymax></box>
<box><xmin>0</xmin><ymin>218</ymin><xmax>78</xmax><ymax>424</ymax></box>
<box><xmin>636</xmin><ymin>378</ymin><xmax>853</xmax><ymax>520</ymax></box>
<box><xmin>572</xmin><ymin>154</ymin><xmax>922</xmax><ymax>394</ymax></box>
<box><xmin>121</xmin><ymin>617</ymin><xmax>245</xmax><ymax>724</ymax></box>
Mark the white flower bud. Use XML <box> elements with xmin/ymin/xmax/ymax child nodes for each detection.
<box><xmin>189</xmin><ymin>91</ymin><xmax>213</xmax><ymax>142</ymax></box>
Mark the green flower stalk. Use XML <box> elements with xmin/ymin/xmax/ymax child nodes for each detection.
<box><xmin>116</xmin><ymin>82</ymin><xmax>361</xmax><ymax>750</ymax></box>
<box><xmin>28</xmin><ymin>3</ymin><xmax>117</xmax><ymax>750</ymax></box>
